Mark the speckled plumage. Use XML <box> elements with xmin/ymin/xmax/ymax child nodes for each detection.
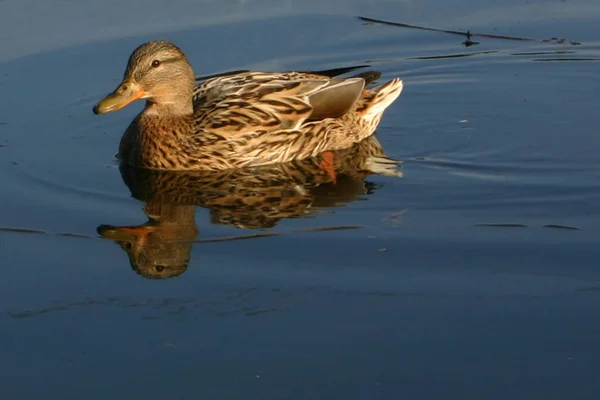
<box><xmin>94</xmin><ymin>40</ymin><xmax>404</xmax><ymax>171</ymax></box>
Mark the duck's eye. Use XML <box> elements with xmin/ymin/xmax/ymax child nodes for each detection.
<box><xmin>155</xmin><ymin>265</ymin><xmax>165</xmax><ymax>272</ymax></box>
<box><xmin>151</xmin><ymin>60</ymin><xmax>161</xmax><ymax>68</ymax></box>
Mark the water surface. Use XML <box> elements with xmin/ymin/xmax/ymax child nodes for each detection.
<box><xmin>1</xmin><ymin>0</ymin><xmax>600</xmax><ymax>398</ymax></box>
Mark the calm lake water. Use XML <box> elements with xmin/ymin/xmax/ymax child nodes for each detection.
<box><xmin>1</xmin><ymin>0</ymin><xmax>600</xmax><ymax>398</ymax></box>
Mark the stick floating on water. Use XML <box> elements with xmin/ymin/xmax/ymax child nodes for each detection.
<box><xmin>358</xmin><ymin>16</ymin><xmax>582</xmax><ymax>47</ymax></box>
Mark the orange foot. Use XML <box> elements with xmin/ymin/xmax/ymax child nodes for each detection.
<box><xmin>320</xmin><ymin>151</ymin><xmax>337</xmax><ymax>183</ymax></box>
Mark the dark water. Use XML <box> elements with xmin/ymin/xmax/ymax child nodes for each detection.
<box><xmin>1</xmin><ymin>0</ymin><xmax>600</xmax><ymax>398</ymax></box>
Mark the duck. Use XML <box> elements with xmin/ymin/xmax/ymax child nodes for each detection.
<box><xmin>93</xmin><ymin>40</ymin><xmax>403</xmax><ymax>171</ymax></box>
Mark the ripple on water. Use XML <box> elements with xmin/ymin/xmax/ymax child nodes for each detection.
<box><xmin>1</xmin><ymin>13</ymin><xmax>599</xmax><ymax>238</ymax></box>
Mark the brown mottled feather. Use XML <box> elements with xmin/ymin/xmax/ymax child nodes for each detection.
<box><xmin>94</xmin><ymin>41</ymin><xmax>403</xmax><ymax>171</ymax></box>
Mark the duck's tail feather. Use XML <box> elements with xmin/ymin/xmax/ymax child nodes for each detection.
<box><xmin>361</xmin><ymin>78</ymin><xmax>403</xmax><ymax>121</ymax></box>
<box><xmin>308</xmin><ymin>65</ymin><xmax>370</xmax><ymax>78</ymax></box>
<box><xmin>364</xmin><ymin>155</ymin><xmax>403</xmax><ymax>177</ymax></box>
<box><xmin>349</xmin><ymin>71</ymin><xmax>382</xmax><ymax>86</ymax></box>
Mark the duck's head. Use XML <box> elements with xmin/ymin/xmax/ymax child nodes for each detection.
<box><xmin>93</xmin><ymin>40</ymin><xmax>195</xmax><ymax>116</ymax></box>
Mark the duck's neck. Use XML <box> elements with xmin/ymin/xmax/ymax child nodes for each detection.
<box><xmin>144</xmin><ymin>97</ymin><xmax>194</xmax><ymax>117</ymax></box>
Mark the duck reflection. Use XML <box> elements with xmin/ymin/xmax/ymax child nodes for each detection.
<box><xmin>98</xmin><ymin>135</ymin><xmax>402</xmax><ymax>279</ymax></box>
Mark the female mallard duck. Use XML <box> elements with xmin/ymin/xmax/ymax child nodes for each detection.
<box><xmin>93</xmin><ymin>40</ymin><xmax>403</xmax><ymax>170</ymax></box>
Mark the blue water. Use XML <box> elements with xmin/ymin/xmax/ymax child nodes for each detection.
<box><xmin>1</xmin><ymin>1</ymin><xmax>600</xmax><ymax>398</ymax></box>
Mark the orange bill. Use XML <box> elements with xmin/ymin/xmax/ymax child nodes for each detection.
<box><xmin>93</xmin><ymin>79</ymin><xmax>146</xmax><ymax>114</ymax></box>
<box><xmin>97</xmin><ymin>224</ymin><xmax>153</xmax><ymax>241</ymax></box>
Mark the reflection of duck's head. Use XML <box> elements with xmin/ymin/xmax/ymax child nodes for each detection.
<box><xmin>98</xmin><ymin>203</ymin><xmax>198</xmax><ymax>279</ymax></box>
<box><xmin>98</xmin><ymin>223</ymin><xmax>190</xmax><ymax>279</ymax></box>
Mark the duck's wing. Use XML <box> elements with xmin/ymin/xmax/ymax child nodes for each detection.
<box><xmin>192</xmin><ymin>72</ymin><xmax>365</xmax><ymax>137</ymax></box>
<box><xmin>193</xmin><ymin>64</ymin><xmax>369</xmax><ymax>83</ymax></box>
